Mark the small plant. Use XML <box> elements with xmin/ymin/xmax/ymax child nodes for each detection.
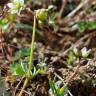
<box><xmin>10</xmin><ymin>47</ymin><xmax>47</xmax><ymax>77</ymax></box>
<box><xmin>49</xmin><ymin>72</ymin><xmax>69</xmax><ymax>96</ymax></box>
<box><xmin>73</xmin><ymin>47</ymin><xmax>91</xmax><ymax>58</ymax></box>
<box><xmin>10</xmin><ymin>61</ymin><xmax>47</xmax><ymax>78</ymax></box>
<box><xmin>67</xmin><ymin>47</ymin><xmax>91</xmax><ymax>66</ymax></box>
<box><xmin>67</xmin><ymin>49</ymin><xmax>77</xmax><ymax>65</ymax></box>
<box><xmin>1</xmin><ymin>1</ymin><xmax>53</xmax><ymax>95</ymax></box>
<box><xmin>2</xmin><ymin>0</ymin><xmax>40</xmax><ymax>95</ymax></box>
<box><xmin>49</xmin><ymin>79</ymin><xmax>68</xmax><ymax>96</ymax></box>
<box><xmin>18</xmin><ymin>7</ymin><xmax>53</xmax><ymax>95</ymax></box>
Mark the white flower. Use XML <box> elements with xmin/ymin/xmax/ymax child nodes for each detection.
<box><xmin>73</xmin><ymin>47</ymin><xmax>78</xmax><ymax>55</ymax></box>
<box><xmin>81</xmin><ymin>47</ymin><xmax>90</xmax><ymax>58</ymax></box>
<box><xmin>7</xmin><ymin>0</ymin><xmax>24</xmax><ymax>14</ymax></box>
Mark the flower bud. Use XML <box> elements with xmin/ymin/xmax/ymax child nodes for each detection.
<box><xmin>81</xmin><ymin>47</ymin><xmax>90</xmax><ymax>58</ymax></box>
<box><xmin>35</xmin><ymin>9</ymin><xmax>48</xmax><ymax>22</ymax></box>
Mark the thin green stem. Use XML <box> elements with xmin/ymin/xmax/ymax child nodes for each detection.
<box><xmin>18</xmin><ymin>15</ymin><xmax>36</xmax><ymax>96</ymax></box>
<box><xmin>27</xmin><ymin>15</ymin><xmax>36</xmax><ymax>77</ymax></box>
<box><xmin>18</xmin><ymin>77</ymin><xmax>29</xmax><ymax>96</ymax></box>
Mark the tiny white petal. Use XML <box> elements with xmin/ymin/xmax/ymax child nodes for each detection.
<box><xmin>7</xmin><ymin>3</ymin><xmax>15</xmax><ymax>9</ymax></box>
<box><xmin>81</xmin><ymin>47</ymin><xmax>87</xmax><ymax>54</ymax></box>
<box><xmin>81</xmin><ymin>47</ymin><xmax>90</xmax><ymax>58</ymax></box>
<box><xmin>73</xmin><ymin>47</ymin><xmax>78</xmax><ymax>55</ymax></box>
<box><xmin>14</xmin><ymin>0</ymin><xmax>18</xmax><ymax>2</ymax></box>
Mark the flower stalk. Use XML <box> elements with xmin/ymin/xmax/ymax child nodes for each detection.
<box><xmin>18</xmin><ymin>15</ymin><xmax>36</xmax><ymax>96</ymax></box>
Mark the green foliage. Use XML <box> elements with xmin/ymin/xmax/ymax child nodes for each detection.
<box><xmin>13</xmin><ymin>48</ymin><xmax>30</xmax><ymax>61</ymax></box>
<box><xmin>31</xmin><ymin>64</ymin><xmax>47</xmax><ymax>78</ymax></box>
<box><xmin>10</xmin><ymin>47</ymin><xmax>47</xmax><ymax>77</ymax></box>
<box><xmin>67</xmin><ymin>50</ymin><xmax>77</xmax><ymax>65</ymax></box>
<box><xmin>20</xmin><ymin>48</ymin><xmax>30</xmax><ymax>57</ymax></box>
<box><xmin>0</xmin><ymin>18</ymin><xmax>9</xmax><ymax>32</ymax></box>
<box><xmin>10</xmin><ymin>63</ymin><xmax>26</xmax><ymax>76</ymax></box>
<box><xmin>49</xmin><ymin>80</ymin><xmax>68</xmax><ymax>96</ymax></box>
<box><xmin>31</xmin><ymin>62</ymin><xmax>47</xmax><ymax>78</ymax></box>
<box><xmin>8</xmin><ymin>14</ymin><xmax>16</xmax><ymax>22</ymax></box>
<box><xmin>10</xmin><ymin>62</ymin><xmax>47</xmax><ymax>77</ymax></box>
<box><xmin>77</xmin><ymin>21</ymin><xmax>96</xmax><ymax>35</ymax></box>
<box><xmin>88</xmin><ymin>22</ymin><xmax>96</xmax><ymax>30</ymax></box>
<box><xmin>77</xmin><ymin>22</ymin><xmax>87</xmax><ymax>33</ymax></box>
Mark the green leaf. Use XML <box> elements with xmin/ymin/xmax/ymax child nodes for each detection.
<box><xmin>13</xmin><ymin>48</ymin><xmax>30</xmax><ymax>61</ymax></box>
<box><xmin>77</xmin><ymin>22</ymin><xmax>88</xmax><ymax>33</ymax></box>
<box><xmin>49</xmin><ymin>80</ymin><xmax>57</xmax><ymax>95</ymax></box>
<box><xmin>0</xmin><ymin>19</ymin><xmax>9</xmax><ymax>31</ymax></box>
<box><xmin>31</xmin><ymin>67</ymin><xmax>44</xmax><ymax>78</ymax></box>
<box><xmin>59</xmin><ymin>86</ymin><xmax>68</xmax><ymax>96</ymax></box>
<box><xmin>88</xmin><ymin>22</ymin><xmax>96</xmax><ymax>30</ymax></box>
<box><xmin>10</xmin><ymin>63</ymin><xmax>26</xmax><ymax>76</ymax></box>
<box><xmin>49</xmin><ymin>80</ymin><xmax>68</xmax><ymax>96</ymax></box>
<box><xmin>10</xmin><ymin>63</ymin><xmax>17</xmax><ymax>75</ymax></box>
<box><xmin>16</xmin><ymin>64</ymin><xmax>25</xmax><ymax>76</ymax></box>
<box><xmin>77</xmin><ymin>21</ymin><xmax>96</xmax><ymax>33</ymax></box>
<box><xmin>21</xmin><ymin>48</ymin><xmax>30</xmax><ymax>57</ymax></box>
